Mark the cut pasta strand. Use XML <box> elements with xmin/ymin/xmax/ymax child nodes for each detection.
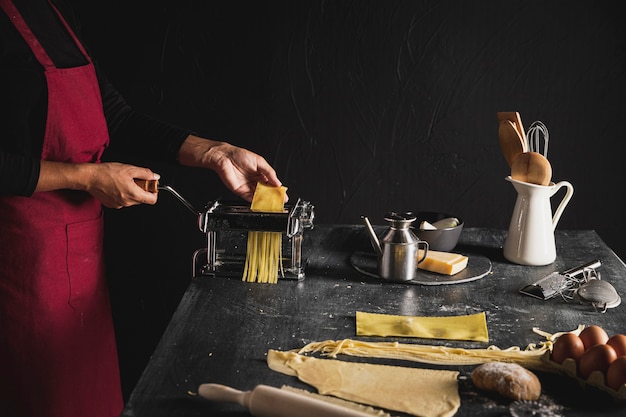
<box><xmin>243</xmin><ymin>231</ymin><xmax>283</xmax><ymax>283</ymax></box>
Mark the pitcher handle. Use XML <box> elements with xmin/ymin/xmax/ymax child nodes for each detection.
<box><xmin>550</xmin><ymin>181</ymin><xmax>574</xmax><ymax>231</ymax></box>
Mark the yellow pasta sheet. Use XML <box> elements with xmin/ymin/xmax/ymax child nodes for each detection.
<box><xmin>250</xmin><ymin>182</ymin><xmax>287</xmax><ymax>212</ymax></box>
<box><xmin>356</xmin><ymin>311</ymin><xmax>489</xmax><ymax>342</ymax></box>
<box><xmin>267</xmin><ymin>350</ymin><xmax>460</xmax><ymax>417</ymax></box>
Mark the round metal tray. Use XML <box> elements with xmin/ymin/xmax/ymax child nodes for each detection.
<box><xmin>350</xmin><ymin>251</ymin><xmax>492</xmax><ymax>285</ymax></box>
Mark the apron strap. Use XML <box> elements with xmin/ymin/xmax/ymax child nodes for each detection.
<box><xmin>0</xmin><ymin>0</ymin><xmax>55</xmax><ymax>69</ymax></box>
<box><xmin>0</xmin><ymin>0</ymin><xmax>92</xmax><ymax>69</ymax></box>
<box><xmin>46</xmin><ymin>0</ymin><xmax>92</xmax><ymax>63</ymax></box>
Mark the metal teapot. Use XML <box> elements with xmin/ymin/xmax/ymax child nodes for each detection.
<box><xmin>362</xmin><ymin>212</ymin><xmax>429</xmax><ymax>282</ymax></box>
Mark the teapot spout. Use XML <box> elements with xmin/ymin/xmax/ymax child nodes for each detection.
<box><xmin>361</xmin><ymin>215</ymin><xmax>383</xmax><ymax>257</ymax></box>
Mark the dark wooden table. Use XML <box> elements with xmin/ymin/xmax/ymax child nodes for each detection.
<box><xmin>121</xmin><ymin>226</ymin><xmax>626</xmax><ymax>417</ymax></box>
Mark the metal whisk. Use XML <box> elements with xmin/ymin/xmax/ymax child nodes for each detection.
<box><xmin>526</xmin><ymin>121</ymin><xmax>549</xmax><ymax>158</ymax></box>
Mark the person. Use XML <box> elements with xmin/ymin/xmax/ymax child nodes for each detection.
<box><xmin>0</xmin><ymin>0</ymin><xmax>285</xmax><ymax>416</ymax></box>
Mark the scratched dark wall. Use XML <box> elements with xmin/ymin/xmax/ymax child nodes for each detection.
<box><xmin>70</xmin><ymin>0</ymin><xmax>626</xmax><ymax>398</ymax></box>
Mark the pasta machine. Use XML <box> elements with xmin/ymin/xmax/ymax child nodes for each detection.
<box><xmin>159</xmin><ymin>185</ymin><xmax>315</xmax><ymax>280</ymax></box>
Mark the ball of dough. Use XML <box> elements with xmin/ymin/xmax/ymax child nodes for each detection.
<box><xmin>471</xmin><ymin>362</ymin><xmax>541</xmax><ymax>401</ymax></box>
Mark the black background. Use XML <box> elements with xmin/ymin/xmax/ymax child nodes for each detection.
<box><xmin>68</xmin><ymin>0</ymin><xmax>625</xmax><ymax>399</ymax></box>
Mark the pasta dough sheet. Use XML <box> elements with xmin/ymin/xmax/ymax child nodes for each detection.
<box><xmin>250</xmin><ymin>182</ymin><xmax>287</xmax><ymax>213</ymax></box>
<box><xmin>356</xmin><ymin>311</ymin><xmax>489</xmax><ymax>342</ymax></box>
<box><xmin>268</xmin><ymin>350</ymin><xmax>460</xmax><ymax>417</ymax></box>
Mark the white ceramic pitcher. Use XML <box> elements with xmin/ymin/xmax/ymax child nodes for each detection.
<box><xmin>503</xmin><ymin>176</ymin><xmax>574</xmax><ymax>266</ymax></box>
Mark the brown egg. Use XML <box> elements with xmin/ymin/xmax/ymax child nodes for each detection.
<box><xmin>579</xmin><ymin>325</ymin><xmax>609</xmax><ymax>350</ymax></box>
<box><xmin>578</xmin><ymin>344</ymin><xmax>618</xmax><ymax>380</ymax></box>
<box><xmin>551</xmin><ymin>333</ymin><xmax>585</xmax><ymax>364</ymax></box>
<box><xmin>607</xmin><ymin>334</ymin><xmax>626</xmax><ymax>357</ymax></box>
<box><xmin>606</xmin><ymin>356</ymin><xmax>626</xmax><ymax>391</ymax></box>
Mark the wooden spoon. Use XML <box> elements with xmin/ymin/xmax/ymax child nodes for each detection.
<box><xmin>497</xmin><ymin>111</ymin><xmax>526</xmax><ymax>142</ymax></box>
<box><xmin>498</xmin><ymin>119</ymin><xmax>527</xmax><ymax>167</ymax></box>
<box><xmin>511</xmin><ymin>152</ymin><xmax>552</xmax><ymax>186</ymax></box>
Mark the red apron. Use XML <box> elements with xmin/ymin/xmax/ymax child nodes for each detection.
<box><xmin>0</xmin><ymin>1</ymin><xmax>123</xmax><ymax>416</ymax></box>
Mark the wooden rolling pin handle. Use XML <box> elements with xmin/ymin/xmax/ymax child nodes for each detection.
<box><xmin>198</xmin><ymin>383</ymin><xmax>374</xmax><ymax>417</ymax></box>
<box><xmin>133</xmin><ymin>178</ymin><xmax>159</xmax><ymax>193</ymax></box>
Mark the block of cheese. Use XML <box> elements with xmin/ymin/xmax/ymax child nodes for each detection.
<box><xmin>418</xmin><ymin>250</ymin><xmax>468</xmax><ymax>275</ymax></box>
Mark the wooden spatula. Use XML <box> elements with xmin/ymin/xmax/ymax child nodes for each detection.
<box><xmin>498</xmin><ymin>119</ymin><xmax>527</xmax><ymax>167</ymax></box>
<box><xmin>497</xmin><ymin>111</ymin><xmax>526</xmax><ymax>143</ymax></box>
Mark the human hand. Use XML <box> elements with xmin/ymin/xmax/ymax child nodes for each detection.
<box><xmin>84</xmin><ymin>162</ymin><xmax>160</xmax><ymax>208</ymax></box>
<box><xmin>37</xmin><ymin>160</ymin><xmax>160</xmax><ymax>208</ymax></box>
<box><xmin>178</xmin><ymin>135</ymin><xmax>287</xmax><ymax>203</ymax></box>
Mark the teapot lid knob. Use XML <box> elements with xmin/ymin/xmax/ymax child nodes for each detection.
<box><xmin>384</xmin><ymin>211</ymin><xmax>416</xmax><ymax>223</ymax></box>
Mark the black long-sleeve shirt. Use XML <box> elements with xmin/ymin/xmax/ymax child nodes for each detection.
<box><xmin>0</xmin><ymin>0</ymin><xmax>191</xmax><ymax>196</ymax></box>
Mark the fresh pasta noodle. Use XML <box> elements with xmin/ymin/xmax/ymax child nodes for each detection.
<box><xmin>242</xmin><ymin>231</ymin><xmax>284</xmax><ymax>283</ymax></box>
<box><xmin>242</xmin><ymin>183</ymin><xmax>287</xmax><ymax>284</ymax></box>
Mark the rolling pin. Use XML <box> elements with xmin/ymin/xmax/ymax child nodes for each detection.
<box><xmin>197</xmin><ymin>383</ymin><xmax>375</xmax><ymax>417</ymax></box>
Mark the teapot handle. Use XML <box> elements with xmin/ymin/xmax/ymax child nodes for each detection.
<box><xmin>550</xmin><ymin>181</ymin><xmax>574</xmax><ymax>231</ymax></box>
<box><xmin>416</xmin><ymin>241</ymin><xmax>429</xmax><ymax>264</ymax></box>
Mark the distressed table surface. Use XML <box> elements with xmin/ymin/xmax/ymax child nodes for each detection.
<box><xmin>122</xmin><ymin>226</ymin><xmax>626</xmax><ymax>417</ymax></box>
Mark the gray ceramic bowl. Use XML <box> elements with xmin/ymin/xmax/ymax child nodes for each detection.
<box><xmin>414</xmin><ymin>211</ymin><xmax>464</xmax><ymax>252</ymax></box>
